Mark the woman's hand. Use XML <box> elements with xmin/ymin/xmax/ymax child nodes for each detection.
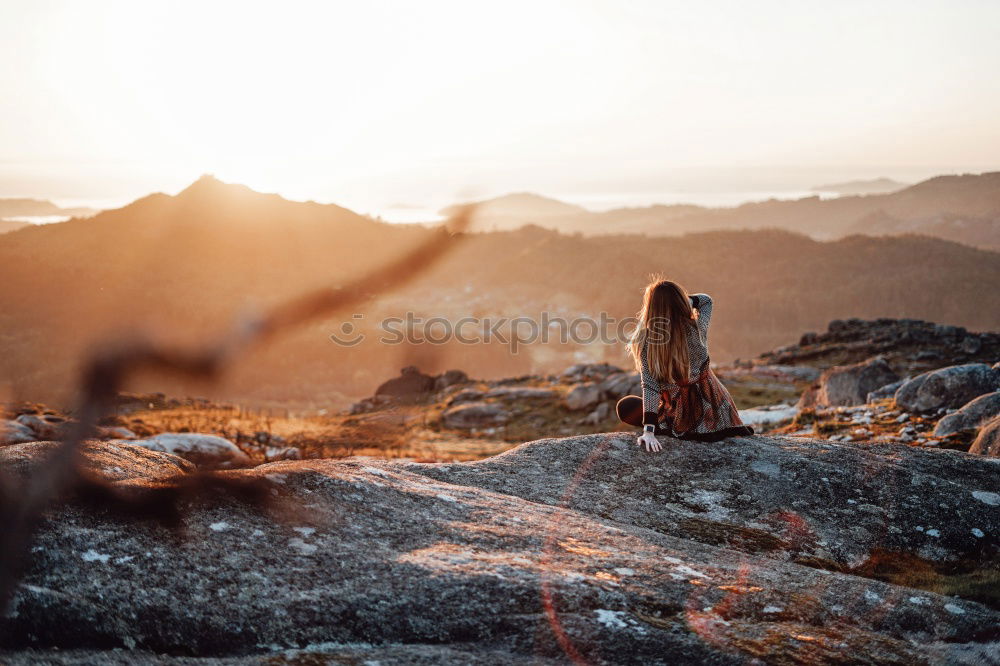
<box><xmin>637</xmin><ymin>431</ymin><xmax>662</xmax><ymax>452</ymax></box>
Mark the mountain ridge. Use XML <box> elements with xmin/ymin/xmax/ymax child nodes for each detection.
<box><xmin>1</xmin><ymin>176</ymin><xmax>997</xmax><ymax>406</ymax></box>
<box><xmin>0</xmin><ymin>198</ymin><xmax>100</xmax><ymax>233</ymax></box>
<box><xmin>439</xmin><ymin>171</ymin><xmax>1000</xmax><ymax>247</ymax></box>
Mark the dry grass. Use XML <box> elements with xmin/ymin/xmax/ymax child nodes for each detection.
<box><xmin>113</xmin><ymin>401</ymin><xmax>523</xmax><ymax>463</ymax></box>
<box><xmin>723</xmin><ymin>378</ymin><xmax>803</xmax><ymax>410</ymax></box>
<box><xmin>102</xmin><ymin>368</ymin><xmax>809</xmax><ymax>462</ymax></box>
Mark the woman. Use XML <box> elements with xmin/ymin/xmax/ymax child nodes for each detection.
<box><xmin>617</xmin><ymin>278</ymin><xmax>753</xmax><ymax>451</ymax></box>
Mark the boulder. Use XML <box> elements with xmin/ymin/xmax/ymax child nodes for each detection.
<box><xmin>0</xmin><ymin>645</ymin><xmax>570</xmax><ymax>664</ymax></box>
<box><xmin>600</xmin><ymin>371</ymin><xmax>641</xmax><ymax>399</ymax></box>
<box><xmin>96</xmin><ymin>426</ymin><xmax>137</xmax><ymax>440</ymax></box>
<box><xmin>583</xmin><ymin>401</ymin><xmax>611</xmax><ymax>425</ymax></box>
<box><xmin>350</xmin><ymin>394</ymin><xmax>394</xmax><ymax>414</ymax></box>
<box><xmin>433</xmin><ymin>369</ymin><xmax>469</xmax><ymax>392</ymax></box>
<box><xmin>934</xmin><ymin>391</ymin><xmax>1000</xmax><ymax>437</ymax></box>
<box><xmin>895</xmin><ymin>363</ymin><xmax>1000</xmax><ymax>413</ymax></box>
<box><xmin>737</xmin><ymin>403</ymin><xmax>798</xmax><ymax>428</ymax></box>
<box><xmin>348</xmin><ymin>398</ymin><xmax>375</xmax><ymax>415</ymax></box>
<box><xmin>564</xmin><ymin>382</ymin><xmax>602</xmax><ymax>411</ymax></box>
<box><xmin>969</xmin><ymin>416</ymin><xmax>1000</xmax><ymax>457</ymax></box>
<box><xmin>3</xmin><ymin>434</ymin><xmax>997</xmax><ymax>664</ymax></box>
<box><xmin>0</xmin><ymin>419</ymin><xmax>36</xmax><ymax>445</ymax></box>
<box><xmin>375</xmin><ymin>366</ymin><xmax>436</xmax><ymax>398</ymax></box>
<box><xmin>414</xmin><ymin>433</ymin><xmax>1000</xmax><ymax>568</ymax></box>
<box><xmin>483</xmin><ymin>386</ymin><xmax>558</xmax><ymax>401</ymax></box>
<box><xmin>813</xmin><ymin>357</ymin><xmax>899</xmax><ymax>407</ymax></box>
<box><xmin>867</xmin><ymin>378</ymin><xmax>906</xmax><ymax>403</ymax></box>
<box><xmin>0</xmin><ymin>439</ymin><xmax>194</xmax><ymax>482</ymax></box>
<box><xmin>753</xmin><ymin>318</ymin><xmax>1000</xmax><ymax>381</ymax></box>
<box><xmin>128</xmin><ymin>433</ymin><xmax>250</xmax><ymax>469</ymax></box>
<box><xmin>447</xmin><ymin>388</ymin><xmax>485</xmax><ymax>405</ymax></box>
<box><xmin>264</xmin><ymin>446</ymin><xmax>302</xmax><ymax>461</ymax></box>
<box><xmin>561</xmin><ymin>363</ymin><xmax>624</xmax><ymax>382</ymax></box>
<box><xmin>441</xmin><ymin>402</ymin><xmax>509</xmax><ymax>429</ymax></box>
<box><xmin>960</xmin><ymin>335</ymin><xmax>983</xmax><ymax>355</ymax></box>
<box><xmin>764</xmin><ymin>364</ymin><xmax>821</xmax><ymax>382</ymax></box>
<box><xmin>14</xmin><ymin>413</ymin><xmax>73</xmax><ymax>441</ymax></box>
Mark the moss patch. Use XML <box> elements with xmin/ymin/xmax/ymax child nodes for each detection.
<box><xmin>850</xmin><ymin>549</ymin><xmax>1000</xmax><ymax>611</ymax></box>
<box><xmin>678</xmin><ymin>517</ymin><xmax>790</xmax><ymax>553</ymax></box>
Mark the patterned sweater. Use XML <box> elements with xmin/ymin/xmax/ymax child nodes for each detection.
<box><xmin>639</xmin><ymin>293</ymin><xmax>713</xmax><ymax>427</ymax></box>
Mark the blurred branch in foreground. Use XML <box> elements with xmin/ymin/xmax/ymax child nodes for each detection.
<box><xmin>0</xmin><ymin>207</ymin><xmax>473</xmax><ymax>612</ymax></box>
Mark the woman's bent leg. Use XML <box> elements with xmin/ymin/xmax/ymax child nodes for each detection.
<box><xmin>616</xmin><ymin>395</ymin><xmax>644</xmax><ymax>427</ymax></box>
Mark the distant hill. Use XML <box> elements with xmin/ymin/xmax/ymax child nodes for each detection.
<box><xmin>434</xmin><ymin>172</ymin><xmax>1000</xmax><ymax>249</ymax></box>
<box><xmin>1</xmin><ymin>175</ymin><xmax>997</xmax><ymax>407</ymax></box>
<box><xmin>811</xmin><ymin>177</ymin><xmax>908</xmax><ymax>195</ymax></box>
<box><xmin>0</xmin><ymin>220</ymin><xmax>30</xmax><ymax>235</ymax></box>
<box><xmin>844</xmin><ymin>210</ymin><xmax>1000</xmax><ymax>252</ymax></box>
<box><xmin>440</xmin><ymin>192</ymin><xmax>589</xmax><ymax>231</ymax></box>
<box><xmin>0</xmin><ymin>197</ymin><xmax>99</xmax><ymax>219</ymax></box>
<box><xmin>443</xmin><ymin>191</ymin><xmax>708</xmax><ymax>235</ymax></box>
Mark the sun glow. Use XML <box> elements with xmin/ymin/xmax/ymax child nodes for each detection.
<box><xmin>23</xmin><ymin>0</ymin><xmax>635</xmax><ymax>200</ymax></box>
<box><xmin>2</xmin><ymin>0</ymin><xmax>999</xmax><ymax>209</ymax></box>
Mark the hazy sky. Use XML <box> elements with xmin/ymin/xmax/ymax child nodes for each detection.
<box><xmin>2</xmin><ymin>0</ymin><xmax>999</xmax><ymax>209</ymax></box>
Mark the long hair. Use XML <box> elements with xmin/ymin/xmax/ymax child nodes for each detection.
<box><xmin>627</xmin><ymin>278</ymin><xmax>697</xmax><ymax>383</ymax></box>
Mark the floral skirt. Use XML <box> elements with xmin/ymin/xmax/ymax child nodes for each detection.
<box><xmin>657</xmin><ymin>360</ymin><xmax>753</xmax><ymax>441</ymax></box>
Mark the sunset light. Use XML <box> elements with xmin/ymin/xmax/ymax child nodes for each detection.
<box><xmin>3</xmin><ymin>1</ymin><xmax>999</xmax><ymax>210</ymax></box>
<box><xmin>1</xmin><ymin>3</ymin><xmax>999</xmax><ymax>664</ymax></box>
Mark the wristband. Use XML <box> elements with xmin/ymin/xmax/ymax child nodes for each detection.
<box><xmin>643</xmin><ymin>424</ymin><xmax>655</xmax><ymax>434</ymax></box>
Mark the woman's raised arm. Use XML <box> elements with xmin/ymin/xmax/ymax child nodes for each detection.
<box><xmin>691</xmin><ymin>293</ymin><xmax>713</xmax><ymax>341</ymax></box>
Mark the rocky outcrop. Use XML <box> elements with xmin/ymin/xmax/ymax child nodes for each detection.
<box><xmin>934</xmin><ymin>392</ymin><xmax>1000</xmax><ymax>437</ymax></box>
<box><xmin>970</xmin><ymin>416</ymin><xmax>1000</xmax><ymax>457</ymax></box>
<box><xmin>413</xmin><ymin>433</ymin><xmax>999</xmax><ymax>571</ymax></box>
<box><xmin>98</xmin><ymin>426</ymin><xmax>136</xmax><ymax>440</ymax></box>
<box><xmin>348</xmin><ymin>393</ymin><xmax>394</xmax><ymax>414</ymax></box>
<box><xmin>128</xmin><ymin>433</ymin><xmax>250</xmax><ymax>469</ymax></box>
<box><xmin>375</xmin><ymin>367</ymin><xmax>474</xmax><ymax>400</ymax></box>
<box><xmin>0</xmin><ymin>439</ymin><xmax>193</xmax><ymax>482</ymax></box>
<box><xmin>441</xmin><ymin>402</ymin><xmax>509</xmax><ymax>429</ymax></box>
<box><xmin>867</xmin><ymin>378</ymin><xmax>905</xmax><ymax>403</ymax></box>
<box><xmin>446</xmin><ymin>387</ymin><xmax>485</xmax><ymax>404</ymax></box>
<box><xmin>13</xmin><ymin>413</ymin><xmax>72</xmax><ymax>441</ymax></box>
<box><xmin>263</xmin><ymin>445</ymin><xmax>302</xmax><ymax>462</ymax></box>
<box><xmin>484</xmin><ymin>386</ymin><xmax>559</xmax><ymax>401</ymax></box>
<box><xmin>755</xmin><ymin>318</ymin><xmax>1000</xmax><ymax>376</ymax></box>
<box><xmin>583</xmin><ymin>402</ymin><xmax>612</xmax><ymax>425</ymax></box>
<box><xmin>599</xmin><ymin>371</ymin><xmax>641</xmax><ymax>400</ymax></box>
<box><xmin>3</xmin><ymin>433</ymin><xmax>998</xmax><ymax>664</ymax></box>
<box><xmin>737</xmin><ymin>403</ymin><xmax>798</xmax><ymax>427</ymax></box>
<box><xmin>433</xmin><ymin>369</ymin><xmax>469</xmax><ymax>392</ymax></box>
<box><xmin>0</xmin><ymin>420</ymin><xmax>35</xmax><ymax>445</ymax></box>
<box><xmin>560</xmin><ymin>363</ymin><xmax>624</xmax><ymax>383</ymax></box>
<box><xmin>2</xmin><ymin>411</ymin><xmax>140</xmax><ymax>445</ymax></box>
<box><xmin>894</xmin><ymin>363</ymin><xmax>1000</xmax><ymax>413</ymax></box>
<box><xmin>2</xmin><ymin>645</ymin><xmax>573</xmax><ymax>665</ymax></box>
<box><xmin>375</xmin><ymin>365</ymin><xmax>437</xmax><ymax>397</ymax></box>
<box><xmin>564</xmin><ymin>382</ymin><xmax>602</xmax><ymax>411</ymax></box>
<box><xmin>350</xmin><ymin>367</ymin><xmax>475</xmax><ymax>414</ymax></box>
<box><xmin>807</xmin><ymin>356</ymin><xmax>899</xmax><ymax>407</ymax></box>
